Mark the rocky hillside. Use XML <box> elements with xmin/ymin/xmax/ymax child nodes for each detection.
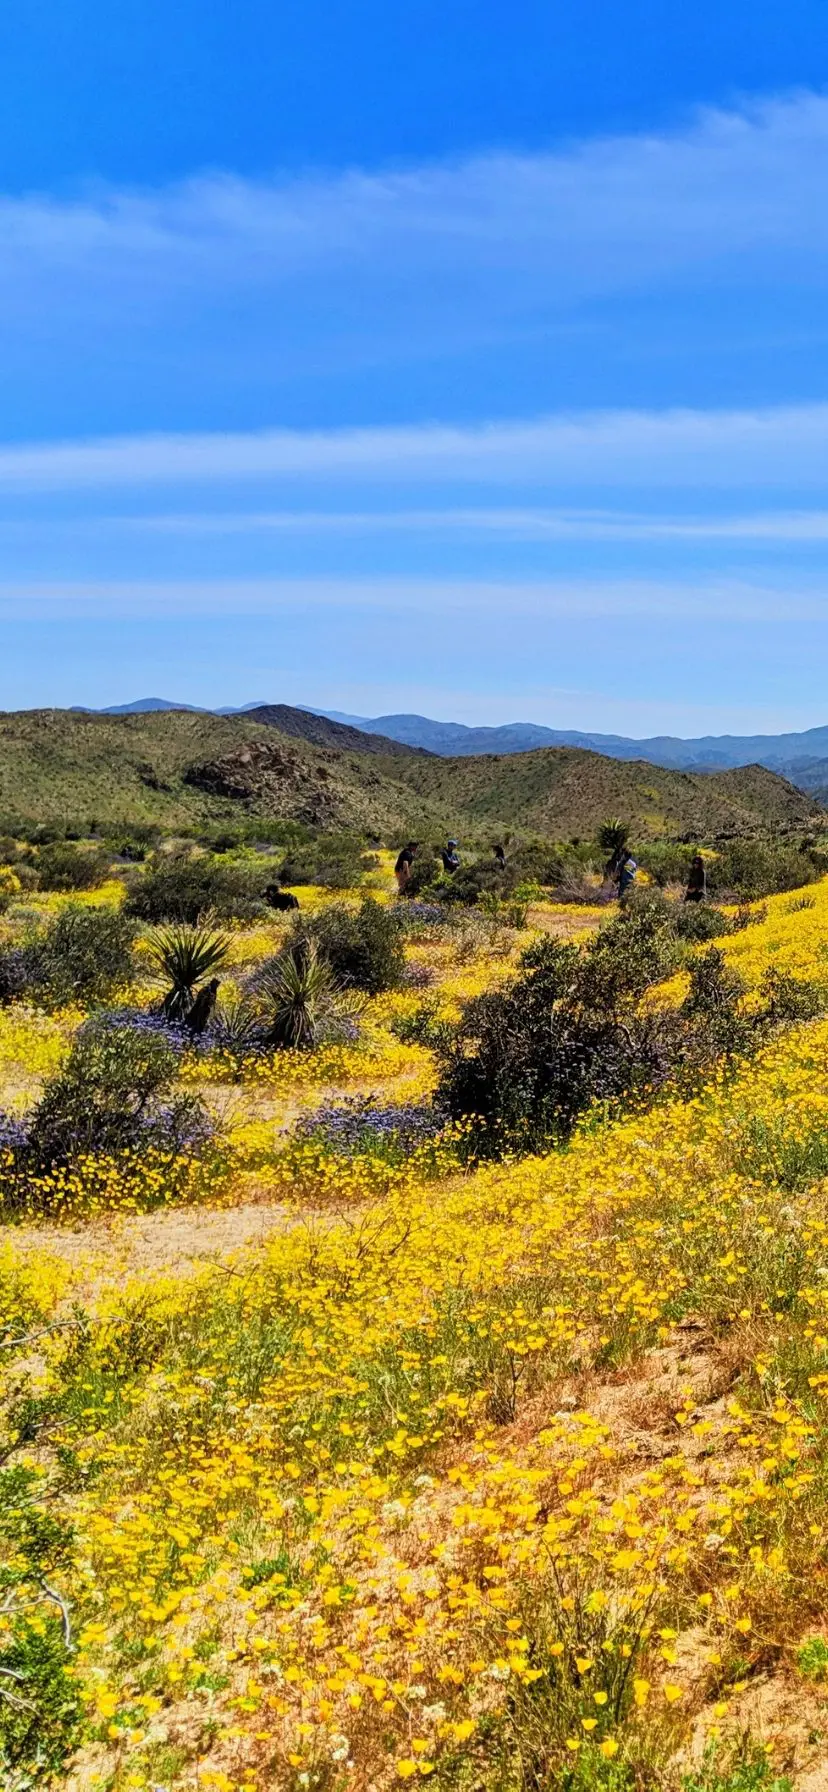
<box><xmin>0</xmin><ymin>709</ymin><xmax>820</xmax><ymax>840</ymax></box>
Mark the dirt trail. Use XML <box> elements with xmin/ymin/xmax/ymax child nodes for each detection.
<box><xmin>11</xmin><ymin>1199</ymin><xmax>294</xmax><ymax>1299</ymax></box>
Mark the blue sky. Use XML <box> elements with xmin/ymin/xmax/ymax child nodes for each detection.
<box><xmin>5</xmin><ymin>2</ymin><xmax>828</xmax><ymax>731</ymax></box>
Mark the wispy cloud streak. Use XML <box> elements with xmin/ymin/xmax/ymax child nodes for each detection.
<box><xmin>2</xmin><ymin>402</ymin><xmax>828</xmax><ymax>492</ymax></box>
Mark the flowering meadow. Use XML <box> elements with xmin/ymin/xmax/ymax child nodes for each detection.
<box><xmin>7</xmin><ymin>862</ymin><xmax>828</xmax><ymax>1790</ymax></box>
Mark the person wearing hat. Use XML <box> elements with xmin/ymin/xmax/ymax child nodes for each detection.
<box><xmin>440</xmin><ymin>839</ymin><xmax>460</xmax><ymax>874</ymax></box>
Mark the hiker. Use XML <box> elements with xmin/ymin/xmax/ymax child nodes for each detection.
<box><xmin>440</xmin><ymin>839</ymin><xmax>461</xmax><ymax>874</ymax></box>
<box><xmin>186</xmin><ymin>977</ymin><xmax>220</xmax><ymax>1035</ymax></box>
<box><xmin>493</xmin><ymin>843</ymin><xmax>507</xmax><ymax>870</ymax></box>
<box><xmin>684</xmin><ymin>853</ymin><xmax>707</xmax><ymax>903</ymax></box>
<box><xmin>394</xmin><ymin>842</ymin><xmax>418</xmax><ymax>894</ymax></box>
<box><xmin>264</xmin><ymin>881</ymin><xmax>300</xmax><ymax>911</ymax></box>
<box><xmin>615</xmin><ymin>850</ymin><xmax>638</xmax><ymax>903</ymax></box>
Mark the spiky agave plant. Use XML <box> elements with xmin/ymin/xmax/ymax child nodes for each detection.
<box><xmin>598</xmin><ymin>817</ymin><xmax>631</xmax><ymax>857</ymax></box>
<box><xmin>256</xmin><ymin>940</ymin><xmax>341</xmax><ymax>1049</ymax></box>
<box><xmin>147</xmin><ymin>922</ymin><xmax>230</xmax><ymax>1022</ymax></box>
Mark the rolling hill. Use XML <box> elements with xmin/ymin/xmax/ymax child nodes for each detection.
<box><xmin>0</xmin><ymin>710</ymin><xmax>439</xmax><ymax>835</ymax></box>
<box><xmin>367</xmin><ymin>746</ymin><xmax>823</xmax><ymax>840</ymax></box>
<box><xmin>0</xmin><ymin>708</ymin><xmax>821</xmax><ymax>843</ymax></box>
<box><xmin>242</xmin><ymin>705</ymin><xmax>426</xmax><ymax>757</ymax></box>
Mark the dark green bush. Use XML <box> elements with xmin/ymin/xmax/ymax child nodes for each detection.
<box><xmin>0</xmin><ymin>905</ymin><xmax>136</xmax><ymax>1010</ymax></box>
<box><xmin>711</xmin><ymin>840</ymin><xmax>816</xmax><ymax>900</ymax></box>
<box><xmin>437</xmin><ymin>901</ymin><xmax>685</xmax><ymax>1155</ymax></box>
<box><xmin>421</xmin><ymin>860</ymin><xmax>507</xmax><ymax>907</ymax></box>
<box><xmin>126</xmin><ymin>850</ymin><xmax>265</xmax><ymax>923</ymax></box>
<box><xmin>297</xmin><ymin>898</ymin><xmax>406</xmax><ymax>993</ymax></box>
<box><xmin>672</xmin><ymin>900</ymin><xmax>734</xmax><ymax>942</ymax></box>
<box><xmin>278</xmin><ymin>833</ymin><xmax>368</xmax><ymax>889</ymax></box>
<box><xmin>25</xmin><ymin>1019</ymin><xmax>211</xmax><ymax>1169</ymax></box>
<box><xmin>34</xmin><ymin>842</ymin><xmax>111</xmax><ymax>891</ymax></box>
<box><xmin>434</xmin><ymin>895</ymin><xmax>798</xmax><ymax>1158</ymax></box>
<box><xmin>404</xmin><ymin>851</ymin><xmax>443</xmax><ymax>898</ymax></box>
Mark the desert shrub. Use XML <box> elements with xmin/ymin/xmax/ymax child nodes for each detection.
<box><xmin>679</xmin><ymin>946</ymin><xmax>753</xmax><ymax>1057</ymax></box>
<box><xmin>23</xmin><ymin>1018</ymin><xmax>211</xmax><ymax>1170</ymax></box>
<box><xmin>434</xmin><ymin>897</ymin><xmax>786</xmax><ymax>1156</ymax></box>
<box><xmin>0</xmin><ymin>867</ymin><xmax>21</xmax><ymax>914</ymax></box>
<box><xmin>636</xmin><ymin>840</ymin><xmax>698</xmax><ymax>887</ymax></box>
<box><xmin>404</xmin><ymin>851</ymin><xmax>443</xmax><ymax>898</ymax></box>
<box><xmin>298</xmin><ymin>898</ymin><xmax>406</xmax><ymax>994</ymax></box>
<box><xmin>0</xmin><ymin>905</ymin><xmax>136</xmax><ymax>1010</ymax></box>
<box><xmin>33</xmin><ymin>842</ymin><xmax>110</xmax><ymax>891</ymax></box>
<box><xmin>437</xmin><ymin>903</ymin><xmax>686</xmax><ymax>1155</ymax></box>
<box><xmin>672</xmin><ymin>900</ymin><xmax>734</xmax><ymax>942</ymax></box>
<box><xmin>125</xmin><ymin>850</ymin><xmax>264</xmax><ymax>923</ymax></box>
<box><xmin>278</xmin><ymin>833</ymin><xmax>367</xmax><ymax>889</ymax></box>
<box><xmin>390</xmin><ymin>998</ymin><xmax>453</xmax><ymax>1049</ymax></box>
<box><xmin>682</xmin><ymin>1745</ymin><xmax>792</xmax><ymax>1792</ymax></box>
<box><xmin>423</xmin><ymin>860</ymin><xmax>506</xmax><ymax>907</ymax></box>
<box><xmin>760</xmin><ymin>965</ymin><xmax>828</xmax><ymax>1023</ymax></box>
<box><xmin>711</xmin><ymin>840</ymin><xmax>816</xmax><ymax>900</ymax></box>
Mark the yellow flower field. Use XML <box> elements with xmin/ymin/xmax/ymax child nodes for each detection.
<box><xmin>6</xmin><ymin>877</ymin><xmax>828</xmax><ymax>1788</ymax></box>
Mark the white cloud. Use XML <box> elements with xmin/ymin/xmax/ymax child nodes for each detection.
<box><xmin>2</xmin><ymin>402</ymin><xmax>828</xmax><ymax>493</ymax></box>
<box><xmin>0</xmin><ymin>90</ymin><xmax>827</xmax><ymax>412</ymax></box>
<box><xmin>4</xmin><ymin>91</ymin><xmax>828</xmax><ymax>290</ymax></box>
<box><xmin>1</xmin><ymin>574</ymin><xmax>827</xmax><ymax>621</ymax></box>
<box><xmin>125</xmin><ymin>503</ymin><xmax>828</xmax><ymax>541</ymax></box>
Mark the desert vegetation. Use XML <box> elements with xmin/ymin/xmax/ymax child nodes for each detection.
<box><xmin>5</xmin><ymin>817</ymin><xmax>828</xmax><ymax>1789</ymax></box>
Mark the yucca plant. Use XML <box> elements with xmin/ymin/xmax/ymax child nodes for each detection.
<box><xmin>598</xmin><ymin>818</ymin><xmax>630</xmax><ymax>857</ymax></box>
<box><xmin>214</xmin><ymin>985</ymin><xmax>261</xmax><ymax>1047</ymax></box>
<box><xmin>147</xmin><ymin>922</ymin><xmax>230</xmax><ymax>1021</ymax></box>
<box><xmin>256</xmin><ymin>941</ymin><xmax>341</xmax><ymax>1050</ymax></box>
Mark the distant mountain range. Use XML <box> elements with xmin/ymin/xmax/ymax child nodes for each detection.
<box><xmin>314</xmin><ymin>709</ymin><xmax>828</xmax><ymax>789</ymax></box>
<box><xmin>63</xmin><ymin>697</ymin><xmax>828</xmax><ymax>793</ymax></box>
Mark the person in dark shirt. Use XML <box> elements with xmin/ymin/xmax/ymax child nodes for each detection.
<box><xmin>685</xmin><ymin>853</ymin><xmax>707</xmax><ymax>903</ymax></box>
<box><xmin>440</xmin><ymin>839</ymin><xmax>460</xmax><ymax>874</ymax></box>
<box><xmin>394</xmin><ymin>842</ymin><xmax>418</xmax><ymax>894</ymax></box>
<box><xmin>493</xmin><ymin>843</ymin><xmax>507</xmax><ymax>870</ymax></box>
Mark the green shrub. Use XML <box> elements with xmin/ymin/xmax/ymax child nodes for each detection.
<box><xmin>25</xmin><ymin>1019</ymin><xmax>211</xmax><ymax>1169</ymax></box>
<box><xmin>299</xmin><ymin>898</ymin><xmax>406</xmax><ymax>993</ymax></box>
<box><xmin>0</xmin><ymin>905</ymin><xmax>136</xmax><ymax>1011</ymax></box>
<box><xmin>711</xmin><ymin>840</ymin><xmax>816</xmax><ymax>900</ymax></box>
<box><xmin>436</xmin><ymin>906</ymin><xmax>684</xmax><ymax>1155</ymax></box>
<box><xmin>435</xmin><ymin>899</ymin><xmax>780</xmax><ymax>1157</ymax></box>
<box><xmin>672</xmin><ymin>901</ymin><xmax>734</xmax><ymax>943</ymax></box>
<box><xmin>278</xmin><ymin>833</ymin><xmax>368</xmax><ymax>889</ymax></box>
<box><xmin>33</xmin><ymin>842</ymin><xmax>110</xmax><ymax>891</ymax></box>
<box><xmin>126</xmin><ymin>850</ymin><xmax>264</xmax><ymax>923</ymax></box>
<box><xmin>796</xmin><ymin>1635</ymin><xmax>828</xmax><ymax>1680</ymax></box>
<box><xmin>682</xmin><ymin>1744</ymin><xmax>792</xmax><ymax>1792</ymax></box>
<box><xmin>404</xmin><ymin>851</ymin><xmax>443</xmax><ymax>898</ymax></box>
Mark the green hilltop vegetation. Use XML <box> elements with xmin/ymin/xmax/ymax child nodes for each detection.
<box><xmin>0</xmin><ymin>705</ymin><xmax>821</xmax><ymax>840</ymax></box>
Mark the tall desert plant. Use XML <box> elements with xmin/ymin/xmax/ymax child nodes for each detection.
<box><xmin>256</xmin><ymin>941</ymin><xmax>341</xmax><ymax>1049</ymax></box>
<box><xmin>147</xmin><ymin>923</ymin><xmax>230</xmax><ymax>1021</ymax></box>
